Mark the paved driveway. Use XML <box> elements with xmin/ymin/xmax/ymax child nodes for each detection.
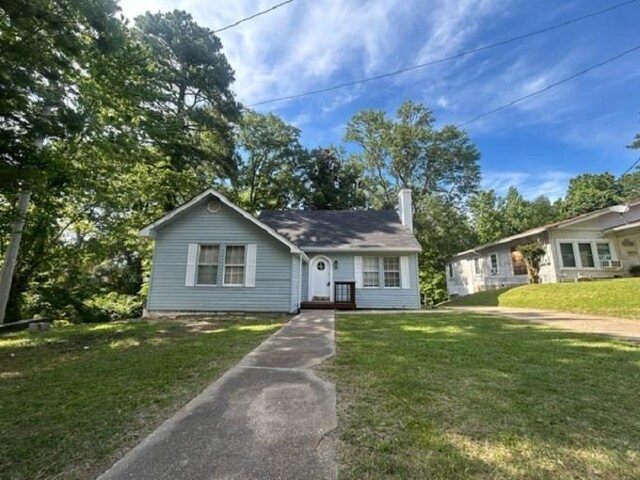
<box><xmin>99</xmin><ymin>310</ymin><xmax>337</xmax><ymax>480</ymax></box>
<box><xmin>446</xmin><ymin>306</ymin><xmax>640</xmax><ymax>341</ymax></box>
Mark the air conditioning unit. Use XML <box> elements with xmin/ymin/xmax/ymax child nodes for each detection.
<box><xmin>601</xmin><ymin>259</ymin><xmax>622</xmax><ymax>270</ymax></box>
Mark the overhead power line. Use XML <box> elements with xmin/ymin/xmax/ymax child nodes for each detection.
<box><xmin>621</xmin><ymin>157</ymin><xmax>640</xmax><ymax>176</ymax></box>
<box><xmin>214</xmin><ymin>0</ymin><xmax>294</xmax><ymax>33</ymax></box>
<box><xmin>248</xmin><ymin>0</ymin><xmax>638</xmax><ymax>107</ymax></box>
<box><xmin>456</xmin><ymin>44</ymin><xmax>640</xmax><ymax>126</ymax></box>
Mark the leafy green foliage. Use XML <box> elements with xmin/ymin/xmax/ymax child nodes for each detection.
<box><xmin>469</xmin><ymin>187</ymin><xmax>560</xmax><ymax>245</ymax></box>
<box><xmin>345</xmin><ymin>101</ymin><xmax>480</xmax><ymax>208</ymax></box>
<box><xmin>231</xmin><ymin>110</ymin><xmax>305</xmax><ymax>212</ymax></box>
<box><xmin>297</xmin><ymin>147</ymin><xmax>368</xmax><ymax>210</ymax></box>
<box><xmin>345</xmin><ymin>101</ymin><xmax>481</xmax><ymax>304</ymax></box>
<box><xmin>1</xmin><ymin>4</ymin><xmax>241</xmax><ymax>322</ymax></box>
<box><xmin>134</xmin><ymin>10</ymin><xmax>241</xmax><ymax>202</ymax></box>
<box><xmin>515</xmin><ymin>242</ymin><xmax>546</xmax><ymax>284</ymax></box>
<box><xmin>0</xmin><ymin>0</ymin><xmax>125</xmax><ymax>191</ymax></box>
<box><xmin>563</xmin><ymin>172</ymin><xmax>623</xmax><ymax>216</ymax></box>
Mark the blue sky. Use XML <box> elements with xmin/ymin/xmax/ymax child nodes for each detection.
<box><xmin>120</xmin><ymin>0</ymin><xmax>640</xmax><ymax>199</ymax></box>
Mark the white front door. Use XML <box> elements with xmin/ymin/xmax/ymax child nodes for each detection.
<box><xmin>310</xmin><ymin>257</ymin><xmax>331</xmax><ymax>300</ymax></box>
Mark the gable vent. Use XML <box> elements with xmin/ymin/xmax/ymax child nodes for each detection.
<box><xmin>206</xmin><ymin>199</ymin><xmax>221</xmax><ymax>213</ymax></box>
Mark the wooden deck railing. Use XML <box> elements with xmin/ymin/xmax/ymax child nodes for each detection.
<box><xmin>334</xmin><ymin>281</ymin><xmax>356</xmax><ymax>308</ymax></box>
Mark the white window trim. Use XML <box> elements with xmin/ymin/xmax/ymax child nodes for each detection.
<box><xmin>362</xmin><ymin>256</ymin><xmax>381</xmax><ymax>288</ymax></box>
<box><xmin>383</xmin><ymin>256</ymin><xmax>401</xmax><ymax>289</ymax></box>
<box><xmin>195</xmin><ymin>244</ymin><xmax>220</xmax><ymax>287</ymax></box>
<box><xmin>555</xmin><ymin>240</ymin><xmax>616</xmax><ymax>270</ymax></box>
<box><xmin>223</xmin><ymin>244</ymin><xmax>247</xmax><ymax>287</ymax></box>
<box><xmin>473</xmin><ymin>257</ymin><xmax>483</xmax><ymax>276</ymax></box>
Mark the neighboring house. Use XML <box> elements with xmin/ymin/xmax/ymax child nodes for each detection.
<box><xmin>140</xmin><ymin>189</ymin><xmax>422</xmax><ymax>314</ymax></box>
<box><xmin>446</xmin><ymin>198</ymin><xmax>640</xmax><ymax>297</ymax></box>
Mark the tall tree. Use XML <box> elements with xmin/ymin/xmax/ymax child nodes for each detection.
<box><xmin>232</xmin><ymin>110</ymin><xmax>305</xmax><ymax>213</ymax></box>
<box><xmin>345</xmin><ymin>101</ymin><xmax>480</xmax><ymax>209</ymax></box>
<box><xmin>563</xmin><ymin>172</ymin><xmax>622</xmax><ymax>217</ymax></box>
<box><xmin>469</xmin><ymin>190</ymin><xmax>506</xmax><ymax>244</ymax></box>
<box><xmin>619</xmin><ymin>168</ymin><xmax>640</xmax><ymax>201</ymax></box>
<box><xmin>0</xmin><ymin>0</ymin><xmax>126</xmax><ymax>323</ymax></box>
<box><xmin>297</xmin><ymin>147</ymin><xmax>367</xmax><ymax>210</ymax></box>
<box><xmin>345</xmin><ymin>101</ymin><xmax>481</xmax><ymax>304</ymax></box>
<box><xmin>502</xmin><ymin>187</ymin><xmax>532</xmax><ymax>236</ymax></box>
<box><xmin>134</xmin><ymin>10</ymin><xmax>241</xmax><ymax>209</ymax></box>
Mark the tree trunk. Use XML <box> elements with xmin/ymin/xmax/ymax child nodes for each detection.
<box><xmin>0</xmin><ymin>189</ymin><xmax>31</xmax><ymax>324</ymax></box>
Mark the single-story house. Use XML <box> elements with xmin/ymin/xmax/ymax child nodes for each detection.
<box><xmin>446</xmin><ymin>198</ymin><xmax>640</xmax><ymax>297</ymax></box>
<box><xmin>140</xmin><ymin>189</ymin><xmax>422</xmax><ymax>315</ymax></box>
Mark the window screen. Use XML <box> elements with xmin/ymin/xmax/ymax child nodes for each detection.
<box><xmin>383</xmin><ymin>257</ymin><xmax>400</xmax><ymax>287</ymax></box>
<box><xmin>560</xmin><ymin>243</ymin><xmax>576</xmax><ymax>268</ymax></box>
<box><xmin>224</xmin><ymin>245</ymin><xmax>246</xmax><ymax>285</ymax></box>
<box><xmin>363</xmin><ymin>257</ymin><xmax>380</xmax><ymax>287</ymax></box>
<box><xmin>197</xmin><ymin>245</ymin><xmax>219</xmax><ymax>285</ymax></box>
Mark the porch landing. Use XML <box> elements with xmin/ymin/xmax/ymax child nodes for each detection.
<box><xmin>301</xmin><ymin>301</ymin><xmax>356</xmax><ymax>310</ymax></box>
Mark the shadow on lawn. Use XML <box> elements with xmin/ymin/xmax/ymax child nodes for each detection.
<box><xmin>336</xmin><ymin>313</ymin><xmax>640</xmax><ymax>479</ymax></box>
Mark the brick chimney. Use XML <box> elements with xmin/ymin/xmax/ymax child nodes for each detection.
<box><xmin>397</xmin><ymin>189</ymin><xmax>413</xmax><ymax>232</ymax></box>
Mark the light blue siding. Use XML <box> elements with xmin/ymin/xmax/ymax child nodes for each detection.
<box><xmin>303</xmin><ymin>253</ymin><xmax>421</xmax><ymax>309</ymax></box>
<box><xmin>290</xmin><ymin>254</ymin><xmax>302</xmax><ymax>312</ymax></box>
<box><xmin>147</xmin><ymin>199</ymin><xmax>295</xmax><ymax>313</ymax></box>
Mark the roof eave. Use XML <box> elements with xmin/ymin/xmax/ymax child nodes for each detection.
<box><xmin>300</xmin><ymin>246</ymin><xmax>422</xmax><ymax>253</ymax></box>
<box><xmin>138</xmin><ymin>188</ymin><xmax>303</xmax><ymax>255</ymax></box>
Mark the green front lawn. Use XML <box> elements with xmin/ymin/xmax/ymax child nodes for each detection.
<box><xmin>329</xmin><ymin>312</ymin><xmax>640</xmax><ymax>479</ymax></box>
<box><xmin>0</xmin><ymin>316</ymin><xmax>284</xmax><ymax>480</ymax></box>
<box><xmin>445</xmin><ymin>278</ymin><xmax>640</xmax><ymax>319</ymax></box>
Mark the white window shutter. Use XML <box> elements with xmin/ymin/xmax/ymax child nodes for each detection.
<box><xmin>354</xmin><ymin>256</ymin><xmax>363</xmax><ymax>288</ymax></box>
<box><xmin>400</xmin><ymin>256</ymin><xmax>410</xmax><ymax>289</ymax></box>
<box><xmin>245</xmin><ymin>244</ymin><xmax>257</xmax><ymax>287</ymax></box>
<box><xmin>185</xmin><ymin>243</ymin><xmax>198</xmax><ymax>287</ymax></box>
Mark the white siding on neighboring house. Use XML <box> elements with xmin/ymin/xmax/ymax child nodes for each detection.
<box><xmin>446</xmin><ymin>202</ymin><xmax>640</xmax><ymax>297</ymax></box>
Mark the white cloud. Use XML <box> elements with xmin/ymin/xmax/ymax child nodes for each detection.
<box><xmin>482</xmin><ymin>170</ymin><xmax>574</xmax><ymax>199</ymax></box>
<box><xmin>117</xmin><ymin>0</ymin><xmax>639</xmax><ymax>166</ymax></box>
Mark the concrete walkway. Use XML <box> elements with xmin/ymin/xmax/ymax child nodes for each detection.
<box><xmin>99</xmin><ymin>310</ymin><xmax>337</xmax><ymax>480</ymax></box>
<box><xmin>446</xmin><ymin>306</ymin><xmax>640</xmax><ymax>341</ymax></box>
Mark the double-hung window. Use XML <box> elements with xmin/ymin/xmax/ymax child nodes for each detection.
<box><xmin>363</xmin><ymin>257</ymin><xmax>380</xmax><ymax>287</ymax></box>
<box><xmin>383</xmin><ymin>257</ymin><xmax>400</xmax><ymax>287</ymax></box>
<box><xmin>596</xmin><ymin>243</ymin><xmax>612</xmax><ymax>265</ymax></box>
<box><xmin>197</xmin><ymin>245</ymin><xmax>219</xmax><ymax>285</ymax></box>
<box><xmin>223</xmin><ymin>245</ymin><xmax>246</xmax><ymax>286</ymax></box>
<box><xmin>578</xmin><ymin>243</ymin><xmax>595</xmax><ymax>268</ymax></box>
<box><xmin>473</xmin><ymin>257</ymin><xmax>481</xmax><ymax>275</ymax></box>
<box><xmin>489</xmin><ymin>254</ymin><xmax>498</xmax><ymax>275</ymax></box>
<box><xmin>559</xmin><ymin>242</ymin><xmax>576</xmax><ymax>268</ymax></box>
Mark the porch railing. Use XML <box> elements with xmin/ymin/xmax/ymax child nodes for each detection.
<box><xmin>334</xmin><ymin>281</ymin><xmax>356</xmax><ymax>308</ymax></box>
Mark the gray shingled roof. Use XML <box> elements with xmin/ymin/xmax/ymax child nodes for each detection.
<box><xmin>258</xmin><ymin>209</ymin><xmax>422</xmax><ymax>251</ymax></box>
